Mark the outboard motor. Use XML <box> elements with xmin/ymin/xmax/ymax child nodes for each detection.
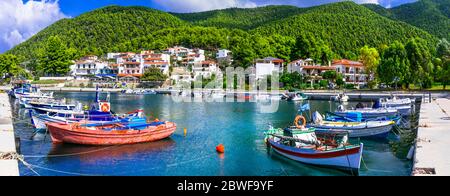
<box><xmin>337</xmin><ymin>105</ymin><xmax>345</xmax><ymax>111</ymax></box>
<box><xmin>355</xmin><ymin>102</ymin><xmax>365</xmax><ymax>109</ymax></box>
<box><xmin>372</xmin><ymin>99</ymin><xmax>381</xmax><ymax>109</ymax></box>
<box><xmin>312</xmin><ymin>111</ymin><xmax>323</xmax><ymax>124</ymax></box>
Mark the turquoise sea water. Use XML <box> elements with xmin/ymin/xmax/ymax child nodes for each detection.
<box><xmin>13</xmin><ymin>92</ymin><xmax>414</xmax><ymax>176</ymax></box>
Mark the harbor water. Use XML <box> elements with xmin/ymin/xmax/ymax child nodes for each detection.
<box><xmin>12</xmin><ymin>92</ymin><xmax>415</xmax><ymax>176</ymax></box>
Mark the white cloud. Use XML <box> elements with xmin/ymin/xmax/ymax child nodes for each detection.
<box><xmin>153</xmin><ymin>0</ymin><xmax>258</xmax><ymax>13</ymax></box>
<box><xmin>0</xmin><ymin>0</ymin><xmax>67</xmax><ymax>53</ymax></box>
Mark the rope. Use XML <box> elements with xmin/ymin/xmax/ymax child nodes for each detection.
<box><xmin>20</xmin><ymin>162</ymin><xmax>97</xmax><ymax>176</ymax></box>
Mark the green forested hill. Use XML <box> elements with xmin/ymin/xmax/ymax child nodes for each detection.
<box><xmin>253</xmin><ymin>2</ymin><xmax>436</xmax><ymax>58</ymax></box>
<box><xmin>5</xmin><ymin>2</ymin><xmax>441</xmax><ymax>65</ymax></box>
<box><xmin>172</xmin><ymin>5</ymin><xmax>305</xmax><ymax>29</ymax></box>
<box><xmin>365</xmin><ymin>0</ymin><xmax>450</xmax><ymax>40</ymax></box>
<box><xmin>7</xmin><ymin>6</ymin><xmax>187</xmax><ymax>59</ymax></box>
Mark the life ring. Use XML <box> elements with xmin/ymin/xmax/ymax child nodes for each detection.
<box><xmin>101</xmin><ymin>103</ymin><xmax>110</xmax><ymax>112</ymax></box>
<box><xmin>294</xmin><ymin>115</ymin><xmax>306</xmax><ymax>129</ymax></box>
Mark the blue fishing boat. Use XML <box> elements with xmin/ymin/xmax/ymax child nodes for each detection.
<box><xmin>30</xmin><ymin>87</ymin><xmax>147</xmax><ymax>131</ymax></box>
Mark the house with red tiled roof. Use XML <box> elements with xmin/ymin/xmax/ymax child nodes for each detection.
<box><xmin>287</xmin><ymin>58</ymin><xmax>336</xmax><ymax>85</ymax></box>
<box><xmin>332</xmin><ymin>59</ymin><xmax>367</xmax><ymax>88</ymax></box>
<box><xmin>141</xmin><ymin>51</ymin><xmax>171</xmax><ymax>75</ymax></box>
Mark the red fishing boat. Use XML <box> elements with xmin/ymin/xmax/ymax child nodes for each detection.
<box><xmin>46</xmin><ymin>120</ymin><xmax>176</xmax><ymax>145</ymax></box>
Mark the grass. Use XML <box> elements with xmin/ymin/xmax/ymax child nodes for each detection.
<box><xmin>30</xmin><ymin>80</ymin><xmax>64</xmax><ymax>84</ymax></box>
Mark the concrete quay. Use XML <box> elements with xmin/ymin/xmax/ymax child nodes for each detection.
<box><xmin>0</xmin><ymin>93</ymin><xmax>19</xmax><ymax>176</ymax></box>
<box><xmin>413</xmin><ymin>98</ymin><xmax>450</xmax><ymax>176</ymax></box>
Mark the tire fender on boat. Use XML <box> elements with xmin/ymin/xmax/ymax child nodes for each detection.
<box><xmin>294</xmin><ymin>115</ymin><xmax>306</xmax><ymax>129</ymax></box>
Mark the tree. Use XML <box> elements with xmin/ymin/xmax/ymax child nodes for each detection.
<box><xmin>378</xmin><ymin>41</ymin><xmax>410</xmax><ymax>88</ymax></box>
<box><xmin>436</xmin><ymin>39</ymin><xmax>450</xmax><ymax>89</ymax></box>
<box><xmin>321</xmin><ymin>70</ymin><xmax>338</xmax><ymax>87</ymax></box>
<box><xmin>38</xmin><ymin>36</ymin><xmax>73</xmax><ymax>76</ymax></box>
<box><xmin>336</xmin><ymin>74</ymin><xmax>345</xmax><ymax>88</ymax></box>
<box><xmin>292</xmin><ymin>33</ymin><xmax>334</xmax><ymax>65</ymax></box>
<box><xmin>141</xmin><ymin>67</ymin><xmax>168</xmax><ymax>81</ymax></box>
<box><xmin>359</xmin><ymin>45</ymin><xmax>380</xmax><ymax>85</ymax></box>
<box><xmin>0</xmin><ymin>54</ymin><xmax>19</xmax><ymax>78</ymax></box>
<box><xmin>405</xmin><ymin>37</ymin><xmax>434</xmax><ymax>89</ymax></box>
<box><xmin>280</xmin><ymin>72</ymin><xmax>304</xmax><ymax>90</ymax></box>
<box><xmin>437</xmin><ymin>39</ymin><xmax>450</xmax><ymax>59</ymax></box>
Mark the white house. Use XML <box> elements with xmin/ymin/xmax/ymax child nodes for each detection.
<box><xmin>287</xmin><ymin>58</ymin><xmax>314</xmax><ymax>73</ymax></box>
<box><xmin>254</xmin><ymin>57</ymin><xmax>284</xmax><ymax>80</ymax></box>
<box><xmin>216</xmin><ymin>49</ymin><xmax>232</xmax><ymax>59</ymax></box>
<box><xmin>141</xmin><ymin>50</ymin><xmax>171</xmax><ymax>75</ymax></box>
<box><xmin>107</xmin><ymin>53</ymin><xmax>121</xmax><ymax>60</ymax></box>
<box><xmin>71</xmin><ymin>58</ymin><xmax>109</xmax><ymax>79</ymax></box>
<box><xmin>192</xmin><ymin>60</ymin><xmax>220</xmax><ymax>79</ymax></box>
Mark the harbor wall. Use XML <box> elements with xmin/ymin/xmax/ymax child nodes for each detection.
<box><xmin>0</xmin><ymin>92</ymin><xmax>19</xmax><ymax>176</ymax></box>
<box><xmin>412</xmin><ymin>98</ymin><xmax>450</xmax><ymax>176</ymax></box>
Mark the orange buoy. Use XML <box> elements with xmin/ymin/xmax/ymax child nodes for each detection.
<box><xmin>216</xmin><ymin>144</ymin><xmax>225</xmax><ymax>153</ymax></box>
<box><xmin>184</xmin><ymin>128</ymin><xmax>187</xmax><ymax>136</ymax></box>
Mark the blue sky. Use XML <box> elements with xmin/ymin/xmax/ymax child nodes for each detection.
<box><xmin>54</xmin><ymin>0</ymin><xmax>418</xmax><ymax>16</ymax></box>
<box><xmin>1</xmin><ymin>0</ymin><xmax>417</xmax><ymax>53</ymax></box>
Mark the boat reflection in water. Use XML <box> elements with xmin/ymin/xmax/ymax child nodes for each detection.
<box><xmin>47</xmin><ymin>138</ymin><xmax>176</xmax><ymax>164</ymax></box>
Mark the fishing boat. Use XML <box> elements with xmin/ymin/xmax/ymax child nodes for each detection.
<box><xmin>288</xmin><ymin>92</ymin><xmax>308</xmax><ymax>101</ymax></box>
<box><xmin>254</xmin><ymin>94</ymin><xmax>270</xmax><ymax>101</ymax></box>
<box><xmin>265</xmin><ymin>126</ymin><xmax>363</xmax><ymax>173</ymax></box>
<box><xmin>30</xmin><ymin>108</ymin><xmax>146</xmax><ymax>131</ymax></box>
<box><xmin>373</xmin><ymin>97</ymin><xmax>413</xmax><ymax>116</ymax></box>
<box><xmin>333</xmin><ymin>93</ymin><xmax>349</xmax><ymax>102</ymax></box>
<box><xmin>11</xmin><ymin>83</ymin><xmax>53</xmax><ymax>99</ymax></box>
<box><xmin>46</xmin><ymin>119</ymin><xmax>176</xmax><ymax>145</ymax></box>
<box><xmin>193</xmin><ymin>92</ymin><xmax>203</xmax><ymax>99</ymax></box>
<box><xmin>24</xmin><ymin>98</ymin><xmax>76</xmax><ymax>110</ymax></box>
<box><xmin>209</xmin><ymin>91</ymin><xmax>225</xmax><ymax>99</ymax></box>
<box><xmin>30</xmin><ymin>87</ymin><xmax>147</xmax><ymax>131</ymax></box>
<box><xmin>334</xmin><ymin>105</ymin><xmax>399</xmax><ymax>119</ymax></box>
<box><xmin>325</xmin><ymin>111</ymin><xmax>402</xmax><ymax>126</ymax></box>
<box><xmin>379</xmin><ymin>97</ymin><xmax>413</xmax><ymax>107</ymax></box>
<box><xmin>308</xmin><ymin>112</ymin><xmax>395</xmax><ymax>138</ymax></box>
<box><xmin>121</xmin><ymin>89</ymin><xmax>156</xmax><ymax>95</ymax></box>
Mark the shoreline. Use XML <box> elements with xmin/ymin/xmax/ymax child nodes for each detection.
<box><xmin>1</xmin><ymin>86</ymin><xmax>448</xmax><ymax>102</ymax></box>
<box><xmin>0</xmin><ymin>93</ymin><xmax>19</xmax><ymax>176</ymax></box>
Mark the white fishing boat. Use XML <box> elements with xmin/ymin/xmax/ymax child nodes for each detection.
<box><xmin>308</xmin><ymin>112</ymin><xmax>395</xmax><ymax>138</ymax></box>
<box><xmin>210</xmin><ymin>91</ymin><xmax>225</xmax><ymax>99</ymax></box>
<box><xmin>289</xmin><ymin>92</ymin><xmax>308</xmax><ymax>101</ymax></box>
<box><xmin>333</xmin><ymin>93</ymin><xmax>349</xmax><ymax>102</ymax></box>
<box><xmin>374</xmin><ymin>97</ymin><xmax>414</xmax><ymax>116</ymax></box>
<box><xmin>193</xmin><ymin>92</ymin><xmax>203</xmax><ymax>98</ymax></box>
<box><xmin>334</xmin><ymin>105</ymin><xmax>399</xmax><ymax>119</ymax></box>
<box><xmin>380</xmin><ymin>97</ymin><xmax>413</xmax><ymax>107</ymax></box>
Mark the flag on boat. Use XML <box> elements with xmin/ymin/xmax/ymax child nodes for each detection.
<box><xmin>299</xmin><ymin>103</ymin><xmax>310</xmax><ymax>112</ymax></box>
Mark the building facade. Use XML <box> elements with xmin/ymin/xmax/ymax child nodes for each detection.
<box><xmin>332</xmin><ymin>59</ymin><xmax>367</xmax><ymax>88</ymax></box>
<box><xmin>254</xmin><ymin>57</ymin><xmax>284</xmax><ymax>80</ymax></box>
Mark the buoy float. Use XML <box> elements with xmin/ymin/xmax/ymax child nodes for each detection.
<box><xmin>184</xmin><ymin>128</ymin><xmax>187</xmax><ymax>136</ymax></box>
<box><xmin>216</xmin><ymin>144</ymin><xmax>225</xmax><ymax>153</ymax></box>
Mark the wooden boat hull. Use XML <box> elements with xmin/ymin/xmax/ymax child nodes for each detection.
<box><xmin>46</xmin><ymin>122</ymin><xmax>176</xmax><ymax>145</ymax></box>
<box><xmin>268</xmin><ymin>139</ymin><xmax>363</xmax><ymax>171</ymax></box>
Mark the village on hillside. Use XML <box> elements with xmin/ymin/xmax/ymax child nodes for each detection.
<box><xmin>41</xmin><ymin>46</ymin><xmax>369</xmax><ymax>90</ymax></box>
